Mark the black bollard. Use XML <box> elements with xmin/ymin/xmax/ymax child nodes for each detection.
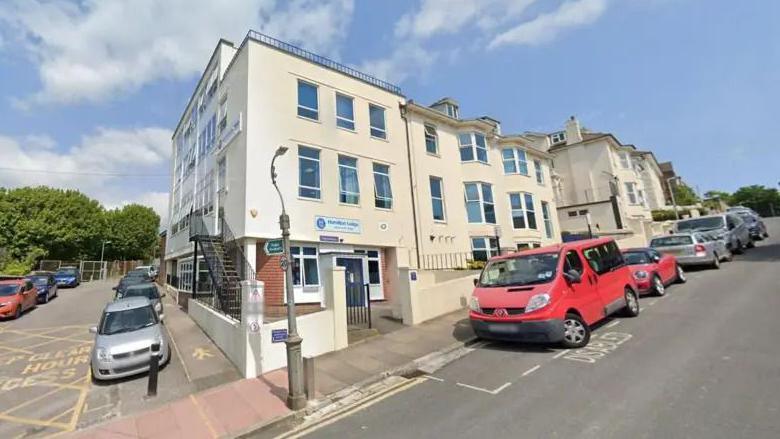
<box><xmin>147</xmin><ymin>342</ymin><xmax>161</xmax><ymax>397</ymax></box>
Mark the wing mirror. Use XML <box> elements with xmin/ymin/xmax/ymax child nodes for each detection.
<box><xmin>473</xmin><ymin>278</ymin><xmax>478</xmax><ymax>287</ymax></box>
<box><xmin>89</xmin><ymin>326</ymin><xmax>98</xmax><ymax>334</ymax></box>
<box><xmin>112</xmin><ymin>286</ymin><xmax>117</xmax><ymax>290</ymax></box>
<box><xmin>652</xmin><ymin>255</ymin><xmax>661</xmax><ymax>263</ymax></box>
<box><xmin>563</xmin><ymin>269</ymin><xmax>582</xmax><ymax>284</ymax></box>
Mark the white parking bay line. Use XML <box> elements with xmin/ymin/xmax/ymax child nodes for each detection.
<box><xmin>552</xmin><ymin>350</ymin><xmax>569</xmax><ymax>359</ymax></box>
<box><xmin>648</xmin><ymin>300</ymin><xmax>658</xmax><ymax>306</ymax></box>
<box><xmin>456</xmin><ymin>382</ymin><xmax>512</xmax><ymax>395</ymax></box>
<box><xmin>606</xmin><ymin>320</ymin><xmax>621</xmax><ymax>328</ymax></box>
<box><xmin>424</xmin><ymin>375</ymin><xmax>444</xmax><ymax>382</ymax></box>
<box><xmin>521</xmin><ymin>365</ymin><xmax>541</xmax><ymax>377</ymax></box>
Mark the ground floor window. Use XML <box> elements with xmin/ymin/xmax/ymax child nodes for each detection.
<box><xmin>471</xmin><ymin>237</ymin><xmax>499</xmax><ymax>262</ymax></box>
<box><xmin>355</xmin><ymin>249</ymin><xmax>381</xmax><ymax>285</ymax></box>
<box><xmin>291</xmin><ymin>246</ymin><xmax>320</xmax><ymax>287</ymax></box>
<box><xmin>178</xmin><ymin>259</ymin><xmax>193</xmax><ymax>291</ymax></box>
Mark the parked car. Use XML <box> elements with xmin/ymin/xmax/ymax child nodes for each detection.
<box><xmin>54</xmin><ymin>266</ymin><xmax>80</xmax><ymax>287</ymax></box>
<box><xmin>650</xmin><ymin>233</ymin><xmax>730</xmax><ymax>269</ymax></box>
<box><xmin>621</xmin><ymin>248</ymin><xmax>685</xmax><ymax>296</ymax></box>
<box><xmin>0</xmin><ymin>277</ymin><xmax>38</xmax><ymax>319</ymax></box>
<box><xmin>469</xmin><ymin>238</ymin><xmax>640</xmax><ymax>348</ymax></box>
<box><xmin>115</xmin><ymin>282</ymin><xmax>164</xmax><ymax>314</ymax></box>
<box><xmin>675</xmin><ymin>213</ymin><xmax>751</xmax><ymax>253</ymax></box>
<box><xmin>114</xmin><ymin>273</ymin><xmax>151</xmax><ymax>296</ymax></box>
<box><xmin>134</xmin><ymin>266</ymin><xmax>158</xmax><ymax>280</ymax></box>
<box><xmin>728</xmin><ymin>207</ymin><xmax>769</xmax><ymax>241</ymax></box>
<box><xmin>90</xmin><ymin>297</ymin><xmax>170</xmax><ymax>381</ymax></box>
<box><xmin>26</xmin><ymin>271</ymin><xmax>59</xmax><ymax>303</ymax></box>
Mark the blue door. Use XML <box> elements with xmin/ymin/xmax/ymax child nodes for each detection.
<box><xmin>336</xmin><ymin>258</ymin><xmax>365</xmax><ymax>307</ymax></box>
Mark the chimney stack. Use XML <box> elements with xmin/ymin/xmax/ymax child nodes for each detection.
<box><xmin>565</xmin><ymin>115</ymin><xmax>583</xmax><ymax>145</ymax></box>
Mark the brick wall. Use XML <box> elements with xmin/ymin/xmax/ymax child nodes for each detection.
<box><xmin>381</xmin><ymin>248</ymin><xmax>392</xmax><ymax>302</ymax></box>
<box><xmin>256</xmin><ymin>242</ymin><xmax>323</xmax><ymax>320</ymax></box>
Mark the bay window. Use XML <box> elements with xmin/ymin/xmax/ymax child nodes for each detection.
<box><xmin>465</xmin><ymin>182</ymin><xmax>496</xmax><ymax>224</ymax></box>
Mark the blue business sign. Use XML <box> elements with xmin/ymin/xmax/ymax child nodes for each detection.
<box><xmin>314</xmin><ymin>215</ymin><xmax>361</xmax><ymax>234</ymax></box>
<box><xmin>271</xmin><ymin>329</ymin><xmax>288</xmax><ymax>343</ymax></box>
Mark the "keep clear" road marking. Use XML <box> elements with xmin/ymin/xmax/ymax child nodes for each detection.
<box><xmin>562</xmin><ymin>332</ymin><xmax>633</xmax><ymax>364</ymax></box>
<box><xmin>456</xmin><ymin>381</ymin><xmax>512</xmax><ymax>395</ymax></box>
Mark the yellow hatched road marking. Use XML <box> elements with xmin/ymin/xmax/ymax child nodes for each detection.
<box><xmin>0</xmin><ymin>412</ymin><xmax>70</xmax><ymax>430</ymax></box>
<box><xmin>66</xmin><ymin>366</ymin><xmax>92</xmax><ymax>431</ymax></box>
<box><xmin>0</xmin><ymin>345</ymin><xmax>34</xmax><ymax>355</ymax></box>
<box><xmin>2</xmin><ymin>374</ymin><xmax>88</xmax><ymax>415</ymax></box>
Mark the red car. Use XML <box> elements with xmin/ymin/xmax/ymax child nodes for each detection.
<box><xmin>469</xmin><ymin>238</ymin><xmax>640</xmax><ymax>349</ymax></box>
<box><xmin>622</xmin><ymin>248</ymin><xmax>686</xmax><ymax>296</ymax></box>
<box><xmin>0</xmin><ymin>277</ymin><xmax>38</xmax><ymax>319</ymax></box>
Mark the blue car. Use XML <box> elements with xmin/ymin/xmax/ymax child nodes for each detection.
<box><xmin>26</xmin><ymin>272</ymin><xmax>59</xmax><ymax>303</ymax></box>
<box><xmin>54</xmin><ymin>267</ymin><xmax>80</xmax><ymax>288</ymax></box>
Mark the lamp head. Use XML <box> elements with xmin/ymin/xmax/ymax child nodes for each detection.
<box><xmin>275</xmin><ymin>146</ymin><xmax>289</xmax><ymax>157</ymax></box>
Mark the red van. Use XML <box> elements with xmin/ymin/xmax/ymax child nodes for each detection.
<box><xmin>469</xmin><ymin>238</ymin><xmax>640</xmax><ymax>348</ymax></box>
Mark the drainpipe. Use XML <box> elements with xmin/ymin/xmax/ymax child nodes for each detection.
<box><xmin>400</xmin><ymin>103</ymin><xmax>422</xmax><ymax>269</ymax></box>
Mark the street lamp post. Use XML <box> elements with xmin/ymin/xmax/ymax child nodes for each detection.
<box><xmin>270</xmin><ymin>145</ymin><xmax>306</xmax><ymax>410</ymax></box>
<box><xmin>666</xmin><ymin>177</ymin><xmax>681</xmax><ymax>220</ymax></box>
<box><xmin>100</xmin><ymin>240</ymin><xmax>111</xmax><ymax>280</ymax></box>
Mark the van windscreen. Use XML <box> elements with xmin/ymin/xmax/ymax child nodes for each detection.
<box><xmin>479</xmin><ymin>253</ymin><xmax>559</xmax><ymax>287</ymax></box>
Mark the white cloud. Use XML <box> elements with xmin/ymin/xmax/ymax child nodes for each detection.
<box><xmin>489</xmin><ymin>0</ymin><xmax>608</xmax><ymax>49</ymax></box>
<box><xmin>0</xmin><ymin>0</ymin><xmax>354</xmax><ymax>105</ymax></box>
<box><xmin>359</xmin><ymin>43</ymin><xmax>439</xmax><ymax>84</ymax></box>
<box><xmin>0</xmin><ymin>127</ymin><xmax>172</xmax><ymax>223</ymax></box>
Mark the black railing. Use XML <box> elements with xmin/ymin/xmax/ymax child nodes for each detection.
<box><xmin>246</xmin><ymin>30</ymin><xmax>402</xmax><ymax>96</ymax></box>
<box><xmin>220</xmin><ymin>216</ymin><xmax>256</xmax><ymax>282</ymax></box>
<box><xmin>346</xmin><ymin>283</ymin><xmax>372</xmax><ymax>329</ymax></box>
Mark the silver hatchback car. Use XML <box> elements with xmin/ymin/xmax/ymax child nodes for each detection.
<box><xmin>674</xmin><ymin>213</ymin><xmax>752</xmax><ymax>254</ymax></box>
<box><xmin>90</xmin><ymin>297</ymin><xmax>170</xmax><ymax>381</ymax></box>
<box><xmin>650</xmin><ymin>232</ymin><xmax>731</xmax><ymax>269</ymax></box>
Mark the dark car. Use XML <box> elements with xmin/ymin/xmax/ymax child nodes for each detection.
<box><xmin>728</xmin><ymin>207</ymin><xmax>769</xmax><ymax>241</ymax></box>
<box><xmin>54</xmin><ymin>266</ymin><xmax>80</xmax><ymax>288</ymax></box>
<box><xmin>114</xmin><ymin>272</ymin><xmax>152</xmax><ymax>296</ymax></box>
<box><xmin>26</xmin><ymin>272</ymin><xmax>59</xmax><ymax>303</ymax></box>
<box><xmin>115</xmin><ymin>282</ymin><xmax>164</xmax><ymax>314</ymax></box>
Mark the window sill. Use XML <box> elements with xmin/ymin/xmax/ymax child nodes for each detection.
<box><xmin>298</xmin><ymin>196</ymin><xmax>323</xmax><ymax>203</ymax></box>
<box><xmin>426</xmin><ymin>152</ymin><xmax>441</xmax><ymax>158</ymax></box>
<box><xmin>297</xmin><ymin>115</ymin><xmax>321</xmax><ymax>124</ymax></box>
<box><xmin>374</xmin><ymin>206</ymin><xmax>393</xmax><ymax>212</ymax></box>
<box><xmin>461</xmin><ymin>160</ymin><xmax>491</xmax><ymax>166</ymax></box>
<box><xmin>370</xmin><ymin>135</ymin><xmax>389</xmax><ymax>143</ymax></box>
<box><xmin>338</xmin><ymin>202</ymin><xmax>362</xmax><ymax>208</ymax></box>
<box><xmin>336</xmin><ymin>125</ymin><xmax>357</xmax><ymax>134</ymax></box>
<box><xmin>504</xmin><ymin>172</ymin><xmax>531</xmax><ymax>177</ymax></box>
<box><xmin>433</xmin><ymin>220</ymin><xmax>448</xmax><ymax>225</ymax></box>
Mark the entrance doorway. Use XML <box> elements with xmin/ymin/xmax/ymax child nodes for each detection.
<box><xmin>336</xmin><ymin>257</ymin><xmax>371</xmax><ymax>328</ymax></box>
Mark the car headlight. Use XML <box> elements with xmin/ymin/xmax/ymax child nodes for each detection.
<box><xmin>96</xmin><ymin>347</ymin><xmax>110</xmax><ymax>362</ymax></box>
<box><xmin>0</xmin><ymin>302</ymin><xmax>10</xmax><ymax>307</ymax></box>
<box><xmin>468</xmin><ymin>296</ymin><xmax>481</xmax><ymax>313</ymax></box>
<box><xmin>525</xmin><ymin>293</ymin><xmax>551</xmax><ymax>313</ymax></box>
<box><xmin>633</xmin><ymin>271</ymin><xmax>649</xmax><ymax>280</ymax></box>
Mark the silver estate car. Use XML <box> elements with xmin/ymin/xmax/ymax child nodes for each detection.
<box><xmin>675</xmin><ymin>213</ymin><xmax>752</xmax><ymax>254</ymax></box>
<box><xmin>90</xmin><ymin>297</ymin><xmax>170</xmax><ymax>381</ymax></box>
<box><xmin>650</xmin><ymin>233</ymin><xmax>731</xmax><ymax>269</ymax></box>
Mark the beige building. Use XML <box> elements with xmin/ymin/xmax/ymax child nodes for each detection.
<box><xmin>543</xmin><ymin>116</ymin><xmax>666</xmax><ymax>245</ymax></box>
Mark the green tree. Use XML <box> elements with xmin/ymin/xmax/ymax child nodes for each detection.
<box><xmin>730</xmin><ymin>185</ymin><xmax>780</xmax><ymax>217</ymax></box>
<box><xmin>703</xmin><ymin>190</ymin><xmax>732</xmax><ymax>203</ymax></box>
<box><xmin>0</xmin><ymin>186</ymin><xmax>105</xmax><ymax>261</ymax></box>
<box><xmin>104</xmin><ymin>204</ymin><xmax>160</xmax><ymax>260</ymax></box>
<box><xmin>672</xmin><ymin>183</ymin><xmax>699</xmax><ymax>206</ymax></box>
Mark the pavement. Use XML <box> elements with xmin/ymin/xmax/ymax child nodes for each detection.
<box><xmin>300</xmin><ymin>218</ymin><xmax>780</xmax><ymax>439</ymax></box>
<box><xmin>0</xmin><ymin>279</ymin><xmax>240</xmax><ymax>438</ymax></box>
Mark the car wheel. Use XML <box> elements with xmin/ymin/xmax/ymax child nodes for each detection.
<box><xmin>675</xmin><ymin>265</ymin><xmax>687</xmax><ymax>284</ymax></box>
<box><xmin>14</xmin><ymin>306</ymin><xmax>21</xmax><ymax>319</ymax></box>
<box><xmin>734</xmin><ymin>240</ymin><xmax>744</xmax><ymax>254</ymax></box>
<box><xmin>43</xmin><ymin>293</ymin><xmax>49</xmax><ymax>304</ymax></box>
<box><xmin>561</xmin><ymin>313</ymin><xmax>590</xmax><ymax>349</ymax></box>
<box><xmin>763</xmin><ymin>232</ymin><xmax>770</xmax><ymax>238</ymax></box>
<box><xmin>652</xmin><ymin>274</ymin><xmax>666</xmax><ymax>296</ymax></box>
<box><xmin>747</xmin><ymin>239</ymin><xmax>755</xmax><ymax>249</ymax></box>
<box><xmin>623</xmin><ymin>288</ymin><xmax>640</xmax><ymax>317</ymax></box>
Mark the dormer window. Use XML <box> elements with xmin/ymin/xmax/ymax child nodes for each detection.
<box><xmin>445</xmin><ymin>103</ymin><xmax>459</xmax><ymax>119</ymax></box>
<box><xmin>550</xmin><ymin>131</ymin><xmax>566</xmax><ymax>144</ymax></box>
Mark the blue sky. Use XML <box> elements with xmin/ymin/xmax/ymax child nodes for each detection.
<box><xmin>0</xmin><ymin>0</ymin><xmax>777</xmax><ymax>224</ymax></box>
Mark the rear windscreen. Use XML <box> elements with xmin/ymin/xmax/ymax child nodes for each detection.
<box><xmin>650</xmin><ymin>236</ymin><xmax>693</xmax><ymax>247</ymax></box>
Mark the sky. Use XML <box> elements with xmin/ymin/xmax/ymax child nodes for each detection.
<box><xmin>0</xmin><ymin>0</ymin><xmax>778</xmax><ymax>226</ymax></box>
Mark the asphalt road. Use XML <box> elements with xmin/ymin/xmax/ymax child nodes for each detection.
<box><xmin>0</xmin><ymin>279</ymin><xmax>190</xmax><ymax>438</ymax></box>
<box><xmin>306</xmin><ymin>218</ymin><xmax>780</xmax><ymax>439</ymax></box>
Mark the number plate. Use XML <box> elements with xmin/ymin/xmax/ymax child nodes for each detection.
<box><xmin>488</xmin><ymin>323</ymin><xmax>519</xmax><ymax>334</ymax></box>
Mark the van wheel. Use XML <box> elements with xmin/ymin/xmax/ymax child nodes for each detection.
<box><xmin>675</xmin><ymin>265</ymin><xmax>687</xmax><ymax>284</ymax></box>
<box><xmin>734</xmin><ymin>241</ymin><xmax>744</xmax><ymax>254</ymax></box>
<box><xmin>623</xmin><ymin>289</ymin><xmax>640</xmax><ymax>317</ymax></box>
<box><xmin>561</xmin><ymin>313</ymin><xmax>590</xmax><ymax>349</ymax></box>
<box><xmin>652</xmin><ymin>275</ymin><xmax>666</xmax><ymax>296</ymax></box>
<box><xmin>747</xmin><ymin>239</ymin><xmax>755</xmax><ymax>249</ymax></box>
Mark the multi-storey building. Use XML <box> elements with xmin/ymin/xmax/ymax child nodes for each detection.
<box><xmin>164</xmin><ymin>31</ymin><xmax>563</xmax><ymax>319</ymax></box>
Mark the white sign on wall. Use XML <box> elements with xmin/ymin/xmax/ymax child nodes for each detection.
<box><xmin>314</xmin><ymin>216</ymin><xmax>361</xmax><ymax>234</ymax></box>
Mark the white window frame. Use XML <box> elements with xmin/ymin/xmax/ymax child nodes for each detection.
<box><xmin>550</xmin><ymin>131</ymin><xmax>566</xmax><ymax>144</ymax></box>
<box><xmin>508</xmin><ymin>192</ymin><xmax>537</xmax><ymax>230</ymax></box>
<box><xmin>542</xmin><ymin>201</ymin><xmax>554</xmax><ymax>239</ymax></box>
<box><xmin>338</xmin><ymin>155</ymin><xmax>360</xmax><ymax>205</ymax></box>
<box><xmin>291</xmin><ymin>246</ymin><xmax>320</xmax><ymax>288</ymax></box>
<box><xmin>298</xmin><ymin>146</ymin><xmax>321</xmax><ymax>200</ymax></box>
<box><xmin>429</xmin><ymin>176</ymin><xmax>446</xmax><ymax>222</ymax></box>
<box><xmin>297</xmin><ymin>80</ymin><xmax>319</xmax><ymax>120</ymax></box>
<box><xmin>424</xmin><ymin>124</ymin><xmax>438</xmax><ymax>155</ymax></box>
<box><xmin>534</xmin><ymin>159</ymin><xmax>544</xmax><ymax>185</ymax></box>
<box><xmin>465</xmin><ymin>182</ymin><xmax>496</xmax><ymax>224</ymax></box>
<box><xmin>459</xmin><ymin>132</ymin><xmax>489</xmax><ymax>164</ymax></box>
<box><xmin>369</xmin><ymin>104</ymin><xmax>387</xmax><ymax>139</ymax></box>
<box><xmin>624</xmin><ymin>182</ymin><xmax>638</xmax><ymax>204</ymax></box>
<box><xmin>471</xmin><ymin>237</ymin><xmax>499</xmax><ymax>261</ymax></box>
<box><xmin>619</xmin><ymin>151</ymin><xmax>631</xmax><ymax>169</ymax></box>
<box><xmin>372</xmin><ymin>162</ymin><xmax>393</xmax><ymax>209</ymax></box>
<box><xmin>335</xmin><ymin>93</ymin><xmax>355</xmax><ymax>131</ymax></box>
<box><xmin>445</xmin><ymin>103</ymin><xmax>459</xmax><ymax>119</ymax></box>
<box><xmin>502</xmin><ymin>148</ymin><xmax>529</xmax><ymax>175</ymax></box>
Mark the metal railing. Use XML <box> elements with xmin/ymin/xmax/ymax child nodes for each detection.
<box><xmin>246</xmin><ymin>30</ymin><xmax>402</xmax><ymax>96</ymax></box>
<box><xmin>219</xmin><ymin>216</ymin><xmax>256</xmax><ymax>282</ymax></box>
<box><xmin>421</xmin><ymin>252</ymin><xmax>486</xmax><ymax>270</ymax></box>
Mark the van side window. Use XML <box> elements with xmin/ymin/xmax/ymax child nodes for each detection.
<box><xmin>564</xmin><ymin>251</ymin><xmax>584</xmax><ymax>275</ymax></box>
<box><xmin>583</xmin><ymin>246</ymin><xmax>605</xmax><ymax>274</ymax></box>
